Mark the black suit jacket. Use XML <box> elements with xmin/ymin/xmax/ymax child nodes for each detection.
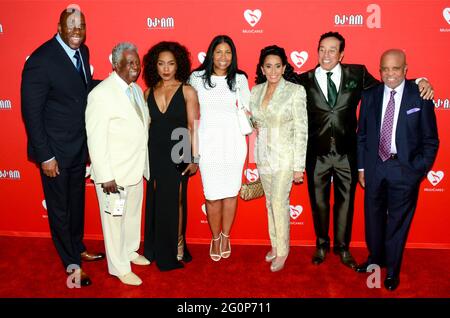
<box><xmin>21</xmin><ymin>36</ymin><xmax>93</xmax><ymax>168</ymax></box>
<box><xmin>357</xmin><ymin>80</ymin><xmax>439</xmax><ymax>183</ymax></box>
<box><xmin>294</xmin><ymin>64</ymin><xmax>379</xmax><ymax>158</ymax></box>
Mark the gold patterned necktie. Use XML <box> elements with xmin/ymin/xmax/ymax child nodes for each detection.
<box><xmin>128</xmin><ymin>84</ymin><xmax>144</xmax><ymax>124</ymax></box>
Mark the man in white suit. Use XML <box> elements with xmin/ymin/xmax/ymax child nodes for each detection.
<box><xmin>86</xmin><ymin>42</ymin><xmax>150</xmax><ymax>286</ymax></box>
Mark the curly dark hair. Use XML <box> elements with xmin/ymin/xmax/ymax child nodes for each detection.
<box><xmin>255</xmin><ymin>45</ymin><xmax>297</xmax><ymax>84</ymax></box>
<box><xmin>192</xmin><ymin>35</ymin><xmax>247</xmax><ymax>91</ymax></box>
<box><xmin>142</xmin><ymin>41</ymin><xmax>192</xmax><ymax>88</ymax></box>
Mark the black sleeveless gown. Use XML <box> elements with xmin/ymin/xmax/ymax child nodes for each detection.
<box><xmin>143</xmin><ymin>85</ymin><xmax>192</xmax><ymax>271</ymax></box>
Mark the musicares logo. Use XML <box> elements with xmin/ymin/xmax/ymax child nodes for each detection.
<box><xmin>443</xmin><ymin>8</ymin><xmax>450</xmax><ymax>24</ymax></box>
<box><xmin>290</xmin><ymin>51</ymin><xmax>308</xmax><ymax>69</ymax></box>
<box><xmin>244</xmin><ymin>9</ymin><xmax>262</xmax><ymax>27</ymax></box>
<box><xmin>244</xmin><ymin>169</ymin><xmax>259</xmax><ymax>182</ymax></box>
<box><xmin>197</xmin><ymin>52</ymin><xmax>206</xmax><ymax>64</ymax></box>
<box><xmin>242</xmin><ymin>9</ymin><xmax>263</xmax><ymax>34</ymax></box>
<box><xmin>290</xmin><ymin>205</ymin><xmax>303</xmax><ymax>220</ymax></box>
<box><xmin>427</xmin><ymin>171</ymin><xmax>444</xmax><ymax>186</ymax></box>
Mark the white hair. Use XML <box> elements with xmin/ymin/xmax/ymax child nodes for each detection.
<box><xmin>111</xmin><ymin>42</ymin><xmax>138</xmax><ymax>66</ymax></box>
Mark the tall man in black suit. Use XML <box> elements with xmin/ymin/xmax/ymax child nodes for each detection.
<box><xmin>356</xmin><ymin>50</ymin><xmax>438</xmax><ymax>291</ymax></box>
<box><xmin>21</xmin><ymin>7</ymin><xmax>104</xmax><ymax>287</ymax></box>
<box><xmin>293</xmin><ymin>32</ymin><xmax>433</xmax><ymax>269</ymax></box>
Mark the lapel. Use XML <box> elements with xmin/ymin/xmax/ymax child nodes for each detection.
<box><xmin>335</xmin><ymin>64</ymin><xmax>347</xmax><ymax>106</ymax></box>
<box><xmin>257</xmin><ymin>77</ymin><xmax>286</xmax><ymax>115</ymax></box>
<box><xmin>51</xmin><ymin>37</ymin><xmax>87</xmax><ymax>91</ymax></box>
<box><xmin>374</xmin><ymin>84</ymin><xmax>385</xmax><ymax>141</ymax></box>
<box><xmin>395</xmin><ymin>81</ymin><xmax>411</xmax><ymax>143</ymax></box>
<box><xmin>110</xmin><ymin>73</ymin><xmax>146</xmax><ymax>128</ymax></box>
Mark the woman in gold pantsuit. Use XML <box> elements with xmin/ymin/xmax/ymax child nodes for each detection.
<box><xmin>250</xmin><ymin>45</ymin><xmax>308</xmax><ymax>272</ymax></box>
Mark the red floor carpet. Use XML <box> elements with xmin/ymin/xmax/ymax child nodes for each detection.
<box><xmin>0</xmin><ymin>236</ymin><xmax>449</xmax><ymax>298</ymax></box>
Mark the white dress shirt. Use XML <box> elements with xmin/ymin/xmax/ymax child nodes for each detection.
<box><xmin>314</xmin><ymin>63</ymin><xmax>342</xmax><ymax>101</ymax></box>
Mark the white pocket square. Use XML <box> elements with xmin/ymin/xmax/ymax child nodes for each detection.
<box><xmin>406</xmin><ymin>108</ymin><xmax>421</xmax><ymax>115</ymax></box>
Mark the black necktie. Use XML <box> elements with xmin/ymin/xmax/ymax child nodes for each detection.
<box><xmin>326</xmin><ymin>71</ymin><xmax>337</xmax><ymax>107</ymax></box>
<box><xmin>73</xmin><ymin>50</ymin><xmax>86</xmax><ymax>85</ymax></box>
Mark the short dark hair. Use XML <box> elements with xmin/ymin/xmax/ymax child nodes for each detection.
<box><xmin>318</xmin><ymin>31</ymin><xmax>346</xmax><ymax>52</ymax></box>
<box><xmin>255</xmin><ymin>45</ymin><xmax>296</xmax><ymax>84</ymax></box>
<box><xmin>192</xmin><ymin>35</ymin><xmax>246</xmax><ymax>91</ymax></box>
<box><xmin>142</xmin><ymin>41</ymin><xmax>192</xmax><ymax>88</ymax></box>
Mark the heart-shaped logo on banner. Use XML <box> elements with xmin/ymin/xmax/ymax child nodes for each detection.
<box><xmin>201</xmin><ymin>203</ymin><xmax>206</xmax><ymax>216</ymax></box>
<box><xmin>443</xmin><ymin>8</ymin><xmax>450</xmax><ymax>24</ymax></box>
<box><xmin>198</xmin><ymin>52</ymin><xmax>206</xmax><ymax>64</ymax></box>
<box><xmin>427</xmin><ymin>170</ymin><xmax>444</xmax><ymax>186</ymax></box>
<box><xmin>290</xmin><ymin>51</ymin><xmax>308</xmax><ymax>69</ymax></box>
<box><xmin>244</xmin><ymin>169</ymin><xmax>260</xmax><ymax>182</ymax></box>
<box><xmin>290</xmin><ymin>205</ymin><xmax>303</xmax><ymax>220</ymax></box>
<box><xmin>42</xmin><ymin>200</ymin><xmax>47</xmax><ymax>210</ymax></box>
<box><xmin>244</xmin><ymin>9</ymin><xmax>262</xmax><ymax>27</ymax></box>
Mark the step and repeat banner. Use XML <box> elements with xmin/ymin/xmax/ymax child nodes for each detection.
<box><xmin>1</xmin><ymin>0</ymin><xmax>449</xmax><ymax>247</ymax></box>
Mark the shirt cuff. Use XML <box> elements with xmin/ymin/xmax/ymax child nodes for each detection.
<box><xmin>415</xmin><ymin>77</ymin><xmax>427</xmax><ymax>85</ymax></box>
<box><xmin>43</xmin><ymin>157</ymin><xmax>55</xmax><ymax>163</ymax></box>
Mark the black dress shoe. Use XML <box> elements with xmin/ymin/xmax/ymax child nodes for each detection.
<box><xmin>384</xmin><ymin>276</ymin><xmax>400</xmax><ymax>291</ymax></box>
<box><xmin>355</xmin><ymin>261</ymin><xmax>386</xmax><ymax>273</ymax></box>
<box><xmin>312</xmin><ymin>246</ymin><xmax>329</xmax><ymax>265</ymax></box>
<box><xmin>337</xmin><ymin>250</ymin><xmax>357</xmax><ymax>269</ymax></box>
<box><xmin>355</xmin><ymin>262</ymin><xmax>370</xmax><ymax>273</ymax></box>
<box><xmin>81</xmin><ymin>251</ymin><xmax>105</xmax><ymax>262</ymax></box>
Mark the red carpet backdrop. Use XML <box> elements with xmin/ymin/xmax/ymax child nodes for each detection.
<box><xmin>0</xmin><ymin>0</ymin><xmax>449</xmax><ymax>248</ymax></box>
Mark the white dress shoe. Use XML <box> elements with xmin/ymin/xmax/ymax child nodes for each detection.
<box><xmin>131</xmin><ymin>255</ymin><xmax>151</xmax><ymax>265</ymax></box>
<box><xmin>118</xmin><ymin>272</ymin><xmax>142</xmax><ymax>286</ymax></box>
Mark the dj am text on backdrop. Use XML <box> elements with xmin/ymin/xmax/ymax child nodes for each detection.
<box><xmin>0</xmin><ymin>0</ymin><xmax>449</xmax><ymax>247</ymax></box>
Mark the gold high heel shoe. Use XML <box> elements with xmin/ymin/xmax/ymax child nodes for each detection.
<box><xmin>220</xmin><ymin>232</ymin><xmax>231</xmax><ymax>259</ymax></box>
<box><xmin>177</xmin><ymin>235</ymin><xmax>184</xmax><ymax>261</ymax></box>
<box><xmin>210</xmin><ymin>235</ymin><xmax>221</xmax><ymax>261</ymax></box>
<box><xmin>265</xmin><ymin>249</ymin><xmax>276</xmax><ymax>263</ymax></box>
<box><xmin>270</xmin><ymin>255</ymin><xmax>288</xmax><ymax>272</ymax></box>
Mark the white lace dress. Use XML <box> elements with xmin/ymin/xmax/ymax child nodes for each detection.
<box><xmin>189</xmin><ymin>71</ymin><xmax>250</xmax><ymax>200</ymax></box>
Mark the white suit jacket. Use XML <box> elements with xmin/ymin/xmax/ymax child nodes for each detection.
<box><xmin>86</xmin><ymin>72</ymin><xmax>150</xmax><ymax>186</ymax></box>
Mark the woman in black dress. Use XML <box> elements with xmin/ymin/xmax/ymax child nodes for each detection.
<box><xmin>142</xmin><ymin>41</ymin><xmax>199</xmax><ymax>271</ymax></box>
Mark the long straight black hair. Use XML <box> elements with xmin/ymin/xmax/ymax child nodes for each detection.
<box><xmin>193</xmin><ymin>34</ymin><xmax>247</xmax><ymax>91</ymax></box>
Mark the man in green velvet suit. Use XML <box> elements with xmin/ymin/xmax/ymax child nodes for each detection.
<box><xmin>293</xmin><ymin>32</ymin><xmax>433</xmax><ymax>269</ymax></box>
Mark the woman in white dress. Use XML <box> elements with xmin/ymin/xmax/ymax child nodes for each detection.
<box><xmin>189</xmin><ymin>35</ymin><xmax>250</xmax><ymax>261</ymax></box>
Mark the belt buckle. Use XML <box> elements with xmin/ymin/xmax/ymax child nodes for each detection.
<box><xmin>389</xmin><ymin>153</ymin><xmax>398</xmax><ymax>160</ymax></box>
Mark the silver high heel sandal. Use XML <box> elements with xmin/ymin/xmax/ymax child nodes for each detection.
<box><xmin>177</xmin><ymin>235</ymin><xmax>184</xmax><ymax>261</ymax></box>
<box><xmin>210</xmin><ymin>235</ymin><xmax>221</xmax><ymax>261</ymax></box>
<box><xmin>220</xmin><ymin>232</ymin><xmax>231</xmax><ymax>259</ymax></box>
<box><xmin>265</xmin><ymin>249</ymin><xmax>277</xmax><ymax>263</ymax></box>
<box><xmin>270</xmin><ymin>255</ymin><xmax>288</xmax><ymax>272</ymax></box>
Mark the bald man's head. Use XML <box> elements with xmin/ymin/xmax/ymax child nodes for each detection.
<box><xmin>380</xmin><ymin>49</ymin><xmax>408</xmax><ymax>89</ymax></box>
<box><xmin>57</xmin><ymin>8</ymin><xmax>86</xmax><ymax>50</ymax></box>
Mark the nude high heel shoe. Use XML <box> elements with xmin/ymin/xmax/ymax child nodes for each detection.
<box><xmin>210</xmin><ymin>235</ymin><xmax>221</xmax><ymax>261</ymax></box>
<box><xmin>220</xmin><ymin>232</ymin><xmax>231</xmax><ymax>259</ymax></box>
<box><xmin>270</xmin><ymin>255</ymin><xmax>288</xmax><ymax>272</ymax></box>
<box><xmin>265</xmin><ymin>248</ymin><xmax>277</xmax><ymax>263</ymax></box>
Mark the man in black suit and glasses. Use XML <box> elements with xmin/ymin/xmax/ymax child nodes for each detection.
<box><xmin>21</xmin><ymin>7</ymin><xmax>104</xmax><ymax>287</ymax></box>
